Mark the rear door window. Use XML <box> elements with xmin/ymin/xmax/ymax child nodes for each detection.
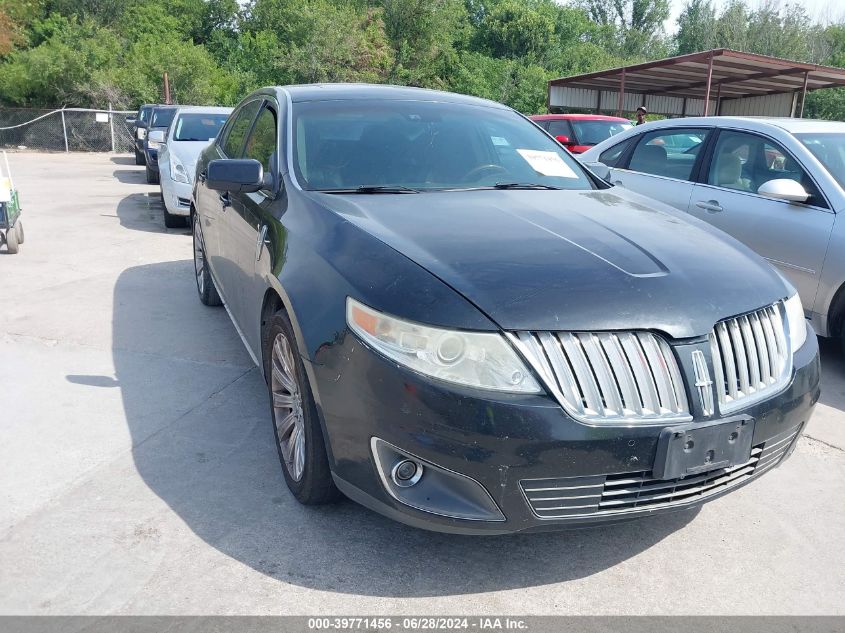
<box><xmin>626</xmin><ymin>128</ymin><xmax>708</xmax><ymax>180</ymax></box>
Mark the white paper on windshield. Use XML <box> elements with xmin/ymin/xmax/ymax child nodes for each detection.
<box><xmin>517</xmin><ymin>149</ymin><xmax>577</xmax><ymax>178</ymax></box>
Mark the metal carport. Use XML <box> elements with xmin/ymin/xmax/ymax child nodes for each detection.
<box><xmin>548</xmin><ymin>49</ymin><xmax>845</xmax><ymax>118</ymax></box>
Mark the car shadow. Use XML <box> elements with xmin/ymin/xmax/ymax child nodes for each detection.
<box><xmin>110</xmin><ymin>155</ymin><xmax>136</xmax><ymax>166</ymax></box>
<box><xmin>817</xmin><ymin>336</ymin><xmax>845</xmax><ymax>411</ymax></box>
<box><xmin>116</xmin><ymin>192</ymin><xmax>189</xmax><ymax>234</ymax></box>
<box><xmin>110</xmin><ymin>260</ymin><xmax>700</xmax><ymax>598</ymax></box>
<box><xmin>112</xmin><ymin>169</ymin><xmax>147</xmax><ymax>185</ymax></box>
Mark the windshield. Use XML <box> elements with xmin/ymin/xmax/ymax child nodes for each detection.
<box><xmin>173</xmin><ymin>113</ymin><xmax>229</xmax><ymax>141</ymax></box>
<box><xmin>796</xmin><ymin>133</ymin><xmax>845</xmax><ymax>190</ymax></box>
<box><xmin>570</xmin><ymin>120</ymin><xmax>633</xmax><ymax>146</ymax></box>
<box><xmin>151</xmin><ymin>108</ymin><xmax>177</xmax><ymax>129</ymax></box>
<box><xmin>292</xmin><ymin>100</ymin><xmax>595</xmax><ymax>192</ymax></box>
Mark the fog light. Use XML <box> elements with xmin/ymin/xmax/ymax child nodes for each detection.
<box><xmin>391</xmin><ymin>459</ymin><xmax>423</xmax><ymax>487</ymax></box>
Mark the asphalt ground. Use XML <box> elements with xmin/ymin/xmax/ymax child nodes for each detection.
<box><xmin>0</xmin><ymin>152</ymin><xmax>843</xmax><ymax>614</ymax></box>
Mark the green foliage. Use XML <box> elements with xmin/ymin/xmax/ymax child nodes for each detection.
<box><xmin>0</xmin><ymin>0</ymin><xmax>844</xmax><ymax>121</ymax></box>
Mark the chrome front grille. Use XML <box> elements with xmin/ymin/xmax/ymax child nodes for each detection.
<box><xmin>511</xmin><ymin>331</ymin><xmax>690</xmax><ymax>424</ymax></box>
<box><xmin>520</xmin><ymin>426</ymin><xmax>800</xmax><ymax>520</ymax></box>
<box><xmin>710</xmin><ymin>303</ymin><xmax>791</xmax><ymax>413</ymax></box>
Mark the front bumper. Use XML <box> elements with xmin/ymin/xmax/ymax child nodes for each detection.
<box><xmin>313</xmin><ymin>325</ymin><xmax>820</xmax><ymax>534</ymax></box>
<box><xmin>160</xmin><ymin>176</ymin><xmax>192</xmax><ymax>217</ymax></box>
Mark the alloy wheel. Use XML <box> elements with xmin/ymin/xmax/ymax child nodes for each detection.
<box><xmin>271</xmin><ymin>332</ymin><xmax>306</xmax><ymax>481</ymax></box>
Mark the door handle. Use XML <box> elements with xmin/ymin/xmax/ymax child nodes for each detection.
<box><xmin>219</xmin><ymin>192</ymin><xmax>231</xmax><ymax>208</ymax></box>
<box><xmin>695</xmin><ymin>200</ymin><xmax>723</xmax><ymax>213</ymax></box>
<box><xmin>256</xmin><ymin>224</ymin><xmax>269</xmax><ymax>262</ymax></box>
<box><xmin>613</xmin><ymin>180</ymin><xmax>623</xmax><ymax>187</ymax></box>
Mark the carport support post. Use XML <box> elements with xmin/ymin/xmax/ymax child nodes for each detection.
<box><xmin>799</xmin><ymin>71</ymin><xmax>810</xmax><ymax>118</ymax></box>
<box><xmin>617</xmin><ymin>68</ymin><xmax>626</xmax><ymax>117</ymax></box>
<box><xmin>60</xmin><ymin>107</ymin><xmax>69</xmax><ymax>153</ymax></box>
<box><xmin>703</xmin><ymin>52</ymin><xmax>714</xmax><ymax>116</ymax></box>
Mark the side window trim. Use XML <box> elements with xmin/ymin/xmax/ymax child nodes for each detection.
<box><xmin>703</xmin><ymin>127</ymin><xmax>831</xmax><ymax>211</ymax></box>
<box><xmin>243</xmin><ymin>99</ymin><xmax>279</xmax><ymax>195</ymax></box>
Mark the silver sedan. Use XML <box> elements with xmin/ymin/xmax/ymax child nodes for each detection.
<box><xmin>581</xmin><ymin>116</ymin><xmax>845</xmax><ymax>348</ymax></box>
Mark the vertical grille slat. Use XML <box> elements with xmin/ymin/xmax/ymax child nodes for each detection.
<box><xmin>558</xmin><ymin>332</ymin><xmax>604</xmax><ymax>416</ymax></box>
<box><xmin>512</xmin><ymin>330</ymin><xmax>690</xmax><ymax>424</ymax></box>
<box><xmin>710</xmin><ymin>302</ymin><xmax>792</xmax><ymax>413</ymax></box>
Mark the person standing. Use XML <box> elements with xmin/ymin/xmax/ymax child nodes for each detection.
<box><xmin>635</xmin><ymin>106</ymin><xmax>647</xmax><ymax>125</ymax></box>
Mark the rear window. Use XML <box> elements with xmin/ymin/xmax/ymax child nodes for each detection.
<box><xmin>173</xmin><ymin>113</ymin><xmax>230</xmax><ymax>141</ymax></box>
<box><xmin>151</xmin><ymin>108</ymin><xmax>177</xmax><ymax>128</ymax></box>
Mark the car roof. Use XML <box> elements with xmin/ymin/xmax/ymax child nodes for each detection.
<box><xmin>173</xmin><ymin>106</ymin><xmax>233</xmax><ymax>115</ymax></box>
<box><xmin>262</xmin><ymin>84</ymin><xmax>510</xmax><ymax>110</ymax></box>
<box><xmin>635</xmin><ymin>115</ymin><xmax>845</xmax><ymax>135</ymax></box>
<box><xmin>530</xmin><ymin>114</ymin><xmax>631</xmax><ymax>122</ymax></box>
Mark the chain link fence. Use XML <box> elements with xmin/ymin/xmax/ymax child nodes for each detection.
<box><xmin>0</xmin><ymin>107</ymin><xmax>136</xmax><ymax>153</ymax></box>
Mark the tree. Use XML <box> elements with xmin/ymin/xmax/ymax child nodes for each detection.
<box><xmin>676</xmin><ymin>0</ymin><xmax>717</xmax><ymax>54</ymax></box>
<box><xmin>475</xmin><ymin>0</ymin><xmax>557</xmax><ymax>62</ymax></box>
<box><xmin>579</xmin><ymin>0</ymin><xmax>671</xmax><ymax>57</ymax></box>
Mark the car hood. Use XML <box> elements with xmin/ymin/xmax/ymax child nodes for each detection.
<box><xmin>168</xmin><ymin>140</ymin><xmax>213</xmax><ymax>172</ymax></box>
<box><xmin>311</xmin><ymin>188</ymin><xmax>788</xmax><ymax>338</ymax></box>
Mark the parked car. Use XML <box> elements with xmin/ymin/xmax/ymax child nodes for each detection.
<box><xmin>191</xmin><ymin>85</ymin><xmax>818</xmax><ymax>534</ymax></box>
<box><xmin>157</xmin><ymin>106</ymin><xmax>232</xmax><ymax>228</ymax></box>
<box><xmin>581</xmin><ymin>116</ymin><xmax>845</xmax><ymax>350</ymax></box>
<box><xmin>127</xmin><ymin>104</ymin><xmax>158</xmax><ymax>166</ymax></box>
<box><xmin>143</xmin><ymin>105</ymin><xmax>179</xmax><ymax>184</ymax></box>
<box><xmin>530</xmin><ymin>114</ymin><xmax>633</xmax><ymax>154</ymax></box>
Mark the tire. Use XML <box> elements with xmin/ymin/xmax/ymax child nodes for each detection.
<box><xmin>192</xmin><ymin>214</ymin><xmax>222</xmax><ymax>306</ymax></box>
<box><xmin>15</xmin><ymin>219</ymin><xmax>24</xmax><ymax>244</ymax></box>
<box><xmin>162</xmin><ymin>192</ymin><xmax>185</xmax><ymax>229</ymax></box>
<box><xmin>265</xmin><ymin>310</ymin><xmax>340</xmax><ymax>505</ymax></box>
<box><xmin>145</xmin><ymin>165</ymin><xmax>159</xmax><ymax>184</ymax></box>
<box><xmin>5</xmin><ymin>225</ymin><xmax>19</xmax><ymax>254</ymax></box>
<box><xmin>135</xmin><ymin>149</ymin><xmax>145</xmax><ymax>166</ymax></box>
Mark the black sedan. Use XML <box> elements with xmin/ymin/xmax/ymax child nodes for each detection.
<box><xmin>143</xmin><ymin>105</ymin><xmax>178</xmax><ymax>184</ymax></box>
<box><xmin>190</xmin><ymin>85</ymin><xmax>819</xmax><ymax>534</ymax></box>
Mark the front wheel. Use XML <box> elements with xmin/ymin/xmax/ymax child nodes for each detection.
<box><xmin>266</xmin><ymin>311</ymin><xmax>339</xmax><ymax>505</ymax></box>
<box><xmin>135</xmin><ymin>149</ymin><xmax>145</xmax><ymax>166</ymax></box>
<box><xmin>15</xmin><ymin>219</ymin><xmax>24</xmax><ymax>244</ymax></box>
<box><xmin>5</xmin><ymin>225</ymin><xmax>19</xmax><ymax>254</ymax></box>
<box><xmin>192</xmin><ymin>214</ymin><xmax>221</xmax><ymax>306</ymax></box>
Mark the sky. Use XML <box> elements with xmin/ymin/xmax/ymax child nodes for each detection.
<box><xmin>665</xmin><ymin>0</ymin><xmax>843</xmax><ymax>34</ymax></box>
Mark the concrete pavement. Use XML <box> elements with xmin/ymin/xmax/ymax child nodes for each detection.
<box><xmin>0</xmin><ymin>152</ymin><xmax>843</xmax><ymax>614</ymax></box>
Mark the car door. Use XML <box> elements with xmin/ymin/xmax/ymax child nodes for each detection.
<box><xmin>688</xmin><ymin>129</ymin><xmax>835</xmax><ymax>309</ymax></box>
<box><xmin>226</xmin><ymin>101</ymin><xmax>280</xmax><ymax>354</ymax></box>
<box><xmin>608</xmin><ymin>127</ymin><xmax>711</xmax><ymax>213</ymax></box>
<box><xmin>201</xmin><ymin>99</ymin><xmax>262</xmax><ymax>304</ymax></box>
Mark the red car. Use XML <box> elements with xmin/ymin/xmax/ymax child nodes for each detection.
<box><xmin>529</xmin><ymin>114</ymin><xmax>633</xmax><ymax>154</ymax></box>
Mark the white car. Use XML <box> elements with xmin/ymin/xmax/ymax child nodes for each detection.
<box><xmin>581</xmin><ymin>116</ymin><xmax>845</xmax><ymax>346</ymax></box>
<box><xmin>157</xmin><ymin>106</ymin><xmax>233</xmax><ymax>228</ymax></box>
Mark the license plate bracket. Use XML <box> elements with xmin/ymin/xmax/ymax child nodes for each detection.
<box><xmin>653</xmin><ymin>416</ymin><xmax>755</xmax><ymax>480</ymax></box>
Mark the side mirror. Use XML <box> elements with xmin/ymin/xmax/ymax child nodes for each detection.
<box><xmin>206</xmin><ymin>159</ymin><xmax>264</xmax><ymax>193</ymax></box>
<box><xmin>583</xmin><ymin>161</ymin><xmax>611</xmax><ymax>181</ymax></box>
<box><xmin>147</xmin><ymin>130</ymin><xmax>165</xmax><ymax>144</ymax></box>
<box><xmin>555</xmin><ymin>135</ymin><xmax>573</xmax><ymax>145</ymax></box>
<box><xmin>757</xmin><ymin>178</ymin><xmax>810</xmax><ymax>203</ymax></box>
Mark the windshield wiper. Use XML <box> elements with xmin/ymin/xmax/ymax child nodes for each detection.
<box><xmin>493</xmin><ymin>182</ymin><xmax>562</xmax><ymax>190</ymax></box>
<box><xmin>319</xmin><ymin>185</ymin><xmax>420</xmax><ymax>194</ymax></box>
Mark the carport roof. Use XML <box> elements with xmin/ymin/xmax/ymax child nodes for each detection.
<box><xmin>549</xmin><ymin>49</ymin><xmax>845</xmax><ymax>108</ymax></box>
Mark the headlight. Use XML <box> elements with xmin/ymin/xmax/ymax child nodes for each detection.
<box><xmin>346</xmin><ymin>298</ymin><xmax>542</xmax><ymax>393</ymax></box>
<box><xmin>784</xmin><ymin>293</ymin><xmax>806</xmax><ymax>351</ymax></box>
<box><xmin>170</xmin><ymin>154</ymin><xmax>189</xmax><ymax>183</ymax></box>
